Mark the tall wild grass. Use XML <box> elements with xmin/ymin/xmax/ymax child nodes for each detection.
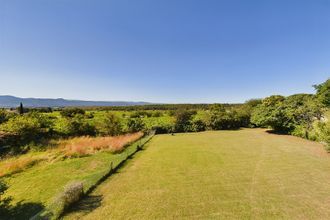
<box><xmin>0</xmin><ymin>155</ymin><xmax>47</xmax><ymax>177</ymax></box>
<box><xmin>60</xmin><ymin>132</ymin><xmax>144</xmax><ymax>157</ymax></box>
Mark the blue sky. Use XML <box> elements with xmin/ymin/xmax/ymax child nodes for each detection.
<box><xmin>0</xmin><ymin>0</ymin><xmax>329</xmax><ymax>103</ymax></box>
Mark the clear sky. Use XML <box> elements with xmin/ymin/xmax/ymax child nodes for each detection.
<box><xmin>0</xmin><ymin>0</ymin><xmax>329</xmax><ymax>103</ymax></box>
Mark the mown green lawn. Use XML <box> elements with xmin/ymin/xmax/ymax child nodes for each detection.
<box><xmin>64</xmin><ymin>129</ymin><xmax>330</xmax><ymax>219</ymax></box>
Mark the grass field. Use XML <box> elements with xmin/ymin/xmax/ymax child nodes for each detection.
<box><xmin>1</xmin><ymin>134</ymin><xmax>152</xmax><ymax>219</ymax></box>
<box><xmin>64</xmin><ymin>129</ymin><xmax>330</xmax><ymax>219</ymax></box>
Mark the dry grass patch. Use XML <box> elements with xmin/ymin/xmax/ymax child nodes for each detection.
<box><xmin>0</xmin><ymin>154</ymin><xmax>48</xmax><ymax>177</ymax></box>
<box><xmin>60</xmin><ymin>132</ymin><xmax>144</xmax><ymax>157</ymax></box>
<box><xmin>0</xmin><ymin>132</ymin><xmax>144</xmax><ymax>177</ymax></box>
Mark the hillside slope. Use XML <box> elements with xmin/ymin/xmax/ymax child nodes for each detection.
<box><xmin>0</xmin><ymin>95</ymin><xmax>150</xmax><ymax>108</ymax></box>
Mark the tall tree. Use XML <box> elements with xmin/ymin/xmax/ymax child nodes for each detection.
<box><xmin>314</xmin><ymin>78</ymin><xmax>330</xmax><ymax>107</ymax></box>
<box><xmin>251</xmin><ymin>95</ymin><xmax>294</xmax><ymax>133</ymax></box>
<box><xmin>18</xmin><ymin>102</ymin><xmax>24</xmax><ymax>115</ymax></box>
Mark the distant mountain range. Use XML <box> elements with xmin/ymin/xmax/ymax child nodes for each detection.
<box><xmin>0</xmin><ymin>95</ymin><xmax>150</xmax><ymax>108</ymax></box>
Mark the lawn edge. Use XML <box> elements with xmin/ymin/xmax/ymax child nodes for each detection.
<box><xmin>31</xmin><ymin>131</ymin><xmax>155</xmax><ymax>220</ymax></box>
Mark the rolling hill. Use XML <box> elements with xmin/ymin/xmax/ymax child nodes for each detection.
<box><xmin>0</xmin><ymin>95</ymin><xmax>150</xmax><ymax>108</ymax></box>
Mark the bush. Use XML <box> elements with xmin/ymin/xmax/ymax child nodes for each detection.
<box><xmin>314</xmin><ymin>78</ymin><xmax>330</xmax><ymax>107</ymax></box>
<box><xmin>41</xmin><ymin>182</ymin><xmax>84</xmax><ymax>219</ymax></box>
<box><xmin>152</xmin><ymin>111</ymin><xmax>163</xmax><ymax>117</ymax></box>
<box><xmin>0</xmin><ymin>180</ymin><xmax>8</xmax><ymax>204</ymax></box>
<box><xmin>192</xmin><ymin>120</ymin><xmax>206</xmax><ymax>132</ymax></box>
<box><xmin>60</xmin><ymin>108</ymin><xmax>85</xmax><ymax>118</ymax></box>
<box><xmin>130</xmin><ymin>111</ymin><xmax>152</xmax><ymax>118</ymax></box>
<box><xmin>0</xmin><ymin>180</ymin><xmax>10</xmax><ymax>218</ymax></box>
<box><xmin>54</xmin><ymin>115</ymin><xmax>96</xmax><ymax>137</ymax></box>
<box><xmin>317</xmin><ymin>121</ymin><xmax>330</xmax><ymax>152</ymax></box>
<box><xmin>126</xmin><ymin>118</ymin><xmax>145</xmax><ymax>133</ymax></box>
<box><xmin>251</xmin><ymin>94</ymin><xmax>323</xmax><ymax>134</ymax></box>
<box><xmin>0</xmin><ymin>113</ymin><xmax>53</xmax><ymax>146</ymax></box>
<box><xmin>29</xmin><ymin>107</ymin><xmax>53</xmax><ymax>113</ymax></box>
<box><xmin>152</xmin><ymin>124</ymin><xmax>173</xmax><ymax>134</ymax></box>
<box><xmin>251</xmin><ymin>95</ymin><xmax>292</xmax><ymax>132</ymax></box>
<box><xmin>0</xmin><ymin>110</ymin><xmax>12</xmax><ymax>125</ymax></box>
<box><xmin>206</xmin><ymin>109</ymin><xmax>241</xmax><ymax>130</ymax></box>
<box><xmin>168</xmin><ymin>110</ymin><xmax>175</xmax><ymax>116</ymax></box>
<box><xmin>97</xmin><ymin>112</ymin><xmax>123</xmax><ymax>136</ymax></box>
<box><xmin>174</xmin><ymin>110</ymin><xmax>195</xmax><ymax>132</ymax></box>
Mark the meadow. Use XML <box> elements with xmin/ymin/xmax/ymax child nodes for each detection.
<box><xmin>64</xmin><ymin>129</ymin><xmax>330</xmax><ymax>219</ymax></box>
<box><xmin>0</xmin><ymin>133</ymin><xmax>153</xmax><ymax>219</ymax></box>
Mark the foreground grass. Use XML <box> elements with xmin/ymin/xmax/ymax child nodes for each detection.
<box><xmin>2</xmin><ymin>134</ymin><xmax>152</xmax><ymax>219</ymax></box>
<box><xmin>65</xmin><ymin>129</ymin><xmax>330</xmax><ymax>219</ymax></box>
<box><xmin>0</xmin><ymin>133</ymin><xmax>143</xmax><ymax>179</ymax></box>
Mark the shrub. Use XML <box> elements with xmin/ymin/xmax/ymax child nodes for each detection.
<box><xmin>206</xmin><ymin>109</ymin><xmax>241</xmax><ymax>130</ymax></box>
<box><xmin>174</xmin><ymin>110</ymin><xmax>194</xmax><ymax>132</ymax></box>
<box><xmin>291</xmin><ymin>124</ymin><xmax>309</xmax><ymax>139</ymax></box>
<box><xmin>314</xmin><ymin>78</ymin><xmax>330</xmax><ymax>107</ymax></box>
<box><xmin>251</xmin><ymin>94</ymin><xmax>323</xmax><ymax>134</ymax></box>
<box><xmin>54</xmin><ymin>115</ymin><xmax>96</xmax><ymax>137</ymax></box>
<box><xmin>29</xmin><ymin>107</ymin><xmax>53</xmax><ymax>113</ymax></box>
<box><xmin>0</xmin><ymin>113</ymin><xmax>53</xmax><ymax>146</ymax></box>
<box><xmin>152</xmin><ymin>124</ymin><xmax>173</xmax><ymax>134</ymax></box>
<box><xmin>86</xmin><ymin>112</ymin><xmax>94</xmax><ymax>119</ymax></box>
<box><xmin>126</xmin><ymin>118</ymin><xmax>145</xmax><ymax>133</ymax></box>
<box><xmin>60</xmin><ymin>108</ymin><xmax>85</xmax><ymax>118</ymax></box>
<box><xmin>317</xmin><ymin>121</ymin><xmax>330</xmax><ymax>152</ymax></box>
<box><xmin>0</xmin><ymin>110</ymin><xmax>12</xmax><ymax>125</ymax></box>
<box><xmin>192</xmin><ymin>119</ymin><xmax>206</xmax><ymax>132</ymax></box>
<box><xmin>97</xmin><ymin>112</ymin><xmax>123</xmax><ymax>136</ymax></box>
<box><xmin>168</xmin><ymin>110</ymin><xmax>176</xmax><ymax>116</ymax></box>
<box><xmin>130</xmin><ymin>111</ymin><xmax>152</xmax><ymax>118</ymax></box>
<box><xmin>0</xmin><ymin>180</ymin><xmax>10</xmax><ymax>217</ymax></box>
<box><xmin>47</xmin><ymin>182</ymin><xmax>84</xmax><ymax>219</ymax></box>
<box><xmin>152</xmin><ymin>111</ymin><xmax>163</xmax><ymax>117</ymax></box>
<box><xmin>0</xmin><ymin>180</ymin><xmax>8</xmax><ymax>202</ymax></box>
<box><xmin>251</xmin><ymin>95</ymin><xmax>292</xmax><ymax>132</ymax></box>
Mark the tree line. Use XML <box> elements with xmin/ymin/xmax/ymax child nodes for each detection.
<box><xmin>161</xmin><ymin>79</ymin><xmax>330</xmax><ymax>151</ymax></box>
<box><xmin>0</xmin><ymin>79</ymin><xmax>329</xmax><ymax>155</ymax></box>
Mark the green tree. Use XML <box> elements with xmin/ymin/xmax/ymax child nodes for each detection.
<box><xmin>99</xmin><ymin>112</ymin><xmax>122</xmax><ymax>136</ymax></box>
<box><xmin>314</xmin><ymin>78</ymin><xmax>330</xmax><ymax>107</ymax></box>
<box><xmin>251</xmin><ymin>95</ymin><xmax>294</xmax><ymax>132</ymax></box>
<box><xmin>206</xmin><ymin>109</ymin><xmax>241</xmax><ymax>130</ymax></box>
<box><xmin>318</xmin><ymin>121</ymin><xmax>330</xmax><ymax>152</ymax></box>
<box><xmin>0</xmin><ymin>110</ymin><xmax>10</xmax><ymax>124</ymax></box>
<box><xmin>245</xmin><ymin>99</ymin><xmax>262</xmax><ymax>108</ymax></box>
<box><xmin>126</xmin><ymin>118</ymin><xmax>145</xmax><ymax>133</ymax></box>
<box><xmin>60</xmin><ymin>108</ymin><xmax>85</xmax><ymax>118</ymax></box>
<box><xmin>192</xmin><ymin>119</ymin><xmax>206</xmax><ymax>132</ymax></box>
<box><xmin>251</xmin><ymin>94</ymin><xmax>322</xmax><ymax>134</ymax></box>
<box><xmin>54</xmin><ymin>114</ymin><xmax>95</xmax><ymax>136</ymax></box>
<box><xmin>18</xmin><ymin>102</ymin><xmax>24</xmax><ymax>115</ymax></box>
<box><xmin>0</xmin><ymin>113</ymin><xmax>53</xmax><ymax>141</ymax></box>
<box><xmin>284</xmin><ymin>94</ymin><xmax>322</xmax><ymax>125</ymax></box>
<box><xmin>174</xmin><ymin>110</ymin><xmax>194</xmax><ymax>132</ymax></box>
